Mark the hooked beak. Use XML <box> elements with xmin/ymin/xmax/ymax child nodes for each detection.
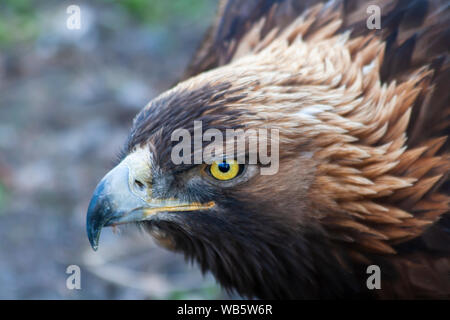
<box><xmin>86</xmin><ymin>149</ymin><xmax>214</xmax><ymax>251</ymax></box>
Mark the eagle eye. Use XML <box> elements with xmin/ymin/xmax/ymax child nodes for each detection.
<box><xmin>209</xmin><ymin>159</ymin><xmax>242</xmax><ymax>181</ymax></box>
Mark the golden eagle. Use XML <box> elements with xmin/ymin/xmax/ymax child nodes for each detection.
<box><xmin>86</xmin><ymin>0</ymin><xmax>450</xmax><ymax>299</ymax></box>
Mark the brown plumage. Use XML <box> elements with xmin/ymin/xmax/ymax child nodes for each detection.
<box><xmin>86</xmin><ymin>0</ymin><xmax>450</xmax><ymax>299</ymax></box>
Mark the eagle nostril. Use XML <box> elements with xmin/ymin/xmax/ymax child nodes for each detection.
<box><xmin>134</xmin><ymin>179</ymin><xmax>145</xmax><ymax>191</ymax></box>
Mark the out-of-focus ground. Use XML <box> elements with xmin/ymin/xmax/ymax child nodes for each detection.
<box><xmin>0</xmin><ymin>0</ymin><xmax>237</xmax><ymax>299</ymax></box>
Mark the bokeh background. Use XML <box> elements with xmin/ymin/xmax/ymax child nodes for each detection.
<box><xmin>0</xmin><ymin>0</ymin><xmax>239</xmax><ymax>299</ymax></box>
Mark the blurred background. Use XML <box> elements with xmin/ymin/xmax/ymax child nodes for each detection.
<box><xmin>0</xmin><ymin>0</ymin><xmax>238</xmax><ymax>299</ymax></box>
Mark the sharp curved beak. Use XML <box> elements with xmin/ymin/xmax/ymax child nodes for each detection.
<box><xmin>86</xmin><ymin>161</ymin><xmax>145</xmax><ymax>251</ymax></box>
<box><xmin>86</xmin><ymin>149</ymin><xmax>215</xmax><ymax>251</ymax></box>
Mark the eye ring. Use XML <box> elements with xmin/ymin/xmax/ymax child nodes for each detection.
<box><xmin>209</xmin><ymin>159</ymin><xmax>242</xmax><ymax>181</ymax></box>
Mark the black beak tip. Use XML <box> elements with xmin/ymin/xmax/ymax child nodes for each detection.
<box><xmin>86</xmin><ymin>190</ymin><xmax>107</xmax><ymax>252</ymax></box>
<box><xmin>87</xmin><ymin>229</ymin><xmax>100</xmax><ymax>251</ymax></box>
<box><xmin>86</xmin><ymin>215</ymin><xmax>101</xmax><ymax>251</ymax></box>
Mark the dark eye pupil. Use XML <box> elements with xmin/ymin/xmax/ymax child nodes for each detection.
<box><xmin>218</xmin><ymin>162</ymin><xmax>230</xmax><ymax>173</ymax></box>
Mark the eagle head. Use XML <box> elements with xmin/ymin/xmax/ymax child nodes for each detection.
<box><xmin>86</xmin><ymin>2</ymin><xmax>450</xmax><ymax>299</ymax></box>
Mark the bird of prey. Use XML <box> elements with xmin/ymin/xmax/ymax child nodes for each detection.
<box><xmin>86</xmin><ymin>0</ymin><xmax>450</xmax><ymax>299</ymax></box>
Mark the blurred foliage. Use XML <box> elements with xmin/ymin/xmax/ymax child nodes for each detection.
<box><xmin>0</xmin><ymin>0</ymin><xmax>38</xmax><ymax>46</ymax></box>
<box><xmin>0</xmin><ymin>0</ymin><xmax>34</xmax><ymax>14</ymax></box>
<box><xmin>0</xmin><ymin>0</ymin><xmax>215</xmax><ymax>46</ymax></box>
<box><xmin>168</xmin><ymin>284</ymin><xmax>222</xmax><ymax>300</ymax></box>
<box><xmin>106</xmin><ymin>0</ymin><xmax>215</xmax><ymax>24</ymax></box>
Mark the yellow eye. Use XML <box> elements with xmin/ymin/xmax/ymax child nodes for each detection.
<box><xmin>209</xmin><ymin>159</ymin><xmax>240</xmax><ymax>181</ymax></box>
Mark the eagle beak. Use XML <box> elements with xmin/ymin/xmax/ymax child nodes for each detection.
<box><xmin>86</xmin><ymin>149</ymin><xmax>215</xmax><ymax>251</ymax></box>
